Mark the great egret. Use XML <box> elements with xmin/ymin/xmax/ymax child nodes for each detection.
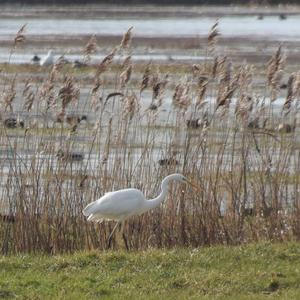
<box><xmin>40</xmin><ymin>50</ymin><xmax>54</xmax><ymax>66</ymax></box>
<box><xmin>82</xmin><ymin>173</ymin><xmax>197</xmax><ymax>247</ymax></box>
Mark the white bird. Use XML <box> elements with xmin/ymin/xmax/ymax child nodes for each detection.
<box><xmin>82</xmin><ymin>173</ymin><xmax>198</xmax><ymax>247</ymax></box>
<box><xmin>40</xmin><ymin>50</ymin><xmax>54</xmax><ymax>66</ymax></box>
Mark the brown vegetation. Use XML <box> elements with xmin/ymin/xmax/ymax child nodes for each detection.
<box><xmin>0</xmin><ymin>24</ymin><xmax>300</xmax><ymax>254</ymax></box>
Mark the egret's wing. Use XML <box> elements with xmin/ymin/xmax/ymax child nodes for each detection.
<box><xmin>99</xmin><ymin>189</ymin><xmax>145</xmax><ymax>218</ymax></box>
<box><xmin>83</xmin><ymin>188</ymin><xmax>145</xmax><ymax>220</ymax></box>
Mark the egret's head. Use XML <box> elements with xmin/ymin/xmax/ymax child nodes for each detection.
<box><xmin>179</xmin><ymin>174</ymin><xmax>188</xmax><ymax>183</ymax></box>
<box><xmin>167</xmin><ymin>173</ymin><xmax>187</xmax><ymax>183</ymax></box>
<box><xmin>168</xmin><ymin>173</ymin><xmax>201</xmax><ymax>190</ymax></box>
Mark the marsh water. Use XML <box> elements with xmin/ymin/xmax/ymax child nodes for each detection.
<box><xmin>0</xmin><ymin>6</ymin><xmax>300</xmax><ymax>63</ymax></box>
<box><xmin>0</xmin><ymin>5</ymin><xmax>299</xmax><ymax>215</ymax></box>
<box><xmin>1</xmin><ymin>15</ymin><xmax>300</xmax><ymax>39</ymax></box>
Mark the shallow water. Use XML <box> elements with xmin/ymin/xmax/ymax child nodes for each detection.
<box><xmin>0</xmin><ymin>52</ymin><xmax>211</xmax><ymax>64</ymax></box>
<box><xmin>0</xmin><ymin>16</ymin><xmax>300</xmax><ymax>40</ymax></box>
<box><xmin>0</xmin><ymin>7</ymin><xmax>298</xmax><ymax>217</ymax></box>
<box><xmin>0</xmin><ymin>11</ymin><xmax>299</xmax><ymax>64</ymax></box>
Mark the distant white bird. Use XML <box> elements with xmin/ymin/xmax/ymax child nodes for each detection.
<box><xmin>82</xmin><ymin>173</ymin><xmax>198</xmax><ymax>247</ymax></box>
<box><xmin>40</xmin><ymin>50</ymin><xmax>54</xmax><ymax>66</ymax></box>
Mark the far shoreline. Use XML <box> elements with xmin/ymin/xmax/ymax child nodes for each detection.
<box><xmin>0</xmin><ymin>4</ymin><xmax>300</xmax><ymax>19</ymax></box>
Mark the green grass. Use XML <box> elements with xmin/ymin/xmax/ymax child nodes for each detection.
<box><xmin>0</xmin><ymin>242</ymin><xmax>300</xmax><ymax>299</ymax></box>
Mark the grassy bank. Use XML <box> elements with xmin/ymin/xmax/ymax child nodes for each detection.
<box><xmin>0</xmin><ymin>242</ymin><xmax>300</xmax><ymax>299</ymax></box>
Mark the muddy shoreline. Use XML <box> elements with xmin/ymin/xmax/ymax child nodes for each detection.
<box><xmin>1</xmin><ymin>5</ymin><xmax>300</xmax><ymax>19</ymax></box>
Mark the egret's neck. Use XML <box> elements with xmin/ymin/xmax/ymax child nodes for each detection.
<box><xmin>144</xmin><ymin>176</ymin><xmax>171</xmax><ymax>211</ymax></box>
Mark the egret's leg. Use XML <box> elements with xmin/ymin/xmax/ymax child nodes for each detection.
<box><xmin>107</xmin><ymin>222</ymin><xmax>119</xmax><ymax>248</ymax></box>
<box><xmin>121</xmin><ymin>222</ymin><xmax>129</xmax><ymax>250</ymax></box>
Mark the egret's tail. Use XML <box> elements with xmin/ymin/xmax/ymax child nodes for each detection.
<box><xmin>82</xmin><ymin>201</ymin><xmax>97</xmax><ymax>216</ymax></box>
<box><xmin>87</xmin><ymin>214</ymin><xmax>103</xmax><ymax>223</ymax></box>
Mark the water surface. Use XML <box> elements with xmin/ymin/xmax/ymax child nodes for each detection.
<box><xmin>0</xmin><ymin>16</ymin><xmax>299</xmax><ymax>40</ymax></box>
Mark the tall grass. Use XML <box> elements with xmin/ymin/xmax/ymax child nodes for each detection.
<box><xmin>0</xmin><ymin>24</ymin><xmax>299</xmax><ymax>254</ymax></box>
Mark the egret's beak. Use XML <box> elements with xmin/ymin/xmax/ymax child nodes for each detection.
<box><xmin>185</xmin><ymin>178</ymin><xmax>203</xmax><ymax>191</ymax></box>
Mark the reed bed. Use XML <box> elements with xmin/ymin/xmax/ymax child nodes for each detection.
<box><xmin>0</xmin><ymin>24</ymin><xmax>299</xmax><ymax>254</ymax></box>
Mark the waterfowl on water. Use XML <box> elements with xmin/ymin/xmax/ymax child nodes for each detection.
<box><xmin>278</xmin><ymin>123</ymin><xmax>295</xmax><ymax>133</ymax></box>
<box><xmin>31</xmin><ymin>54</ymin><xmax>41</xmax><ymax>64</ymax></box>
<box><xmin>3</xmin><ymin>118</ymin><xmax>24</xmax><ymax>129</ymax></box>
<box><xmin>65</xmin><ymin>115</ymin><xmax>87</xmax><ymax>126</ymax></box>
<box><xmin>186</xmin><ymin>115</ymin><xmax>209</xmax><ymax>129</ymax></box>
<box><xmin>55</xmin><ymin>114</ymin><xmax>87</xmax><ymax>132</ymax></box>
<box><xmin>257</xmin><ymin>14</ymin><xmax>264</xmax><ymax>20</ymax></box>
<box><xmin>247</xmin><ymin>118</ymin><xmax>260</xmax><ymax>129</ymax></box>
<box><xmin>158</xmin><ymin>158</ymin><xmax>179</xmax><ymax>166</ymax></box>
<box><xmin>279</xmin><ymin>13</ymin><xmax>287</xmax><ymax>20</ymax></box>
<box><xmin>56</xmin><ymin>149</ymin><xmax>84</xmax><ymax>162</ymax></box>
<box><xmin>72</xmin><ymin>60</ymin><xmax>88</xmax><ymax>68</ymax></box>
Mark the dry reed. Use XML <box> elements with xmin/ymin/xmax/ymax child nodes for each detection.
<box><xmin>0</xmin><ymin>25</ymin><xmax>299</xmax><ymax>254</ymax></box>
